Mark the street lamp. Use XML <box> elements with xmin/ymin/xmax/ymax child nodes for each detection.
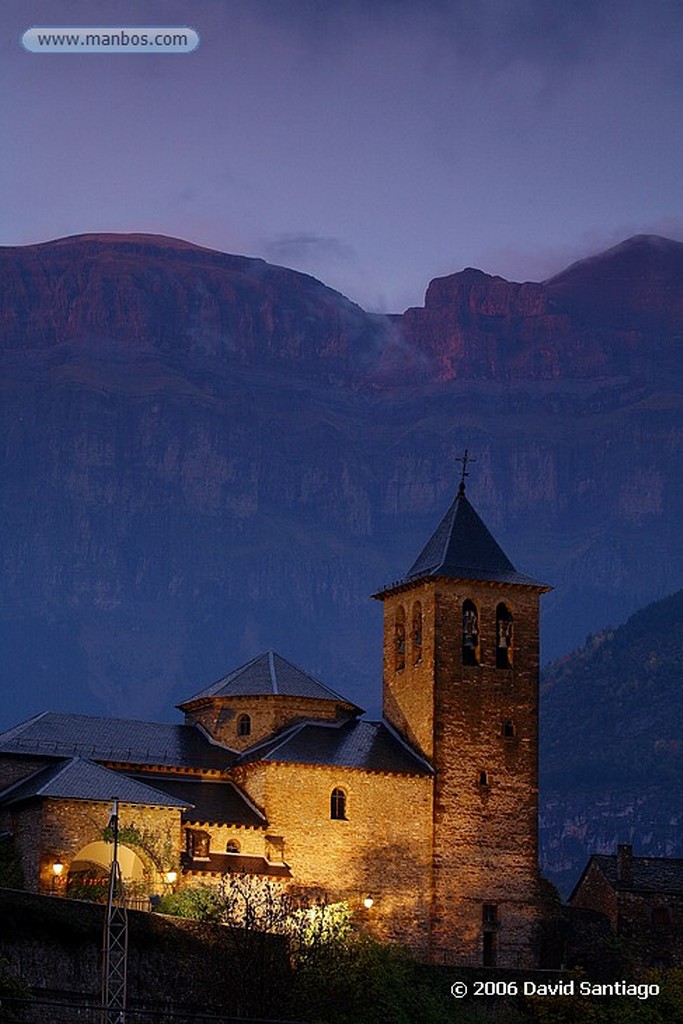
<box><xmin>51</xmin><ymin>862</ymin><xmax>64</xmax><ymax>894</ymax></box>
<box><xmin>363</xmin><ymin>896</ymin><xmax>374</xmax><ymax>909</ymax></box>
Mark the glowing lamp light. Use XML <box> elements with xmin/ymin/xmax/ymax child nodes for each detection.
<box><xmin>52</xmin><ymin>862</ymin><xmax>64</xmax><ymax>877</ymax></box>
<box><xmin>165</xmin><ymin>870</ymin><xmax>178</xmax><ymax>885</ymax></box>
<box><xmin>363</xmin><ymin>896</ymin><xmax>374</xmax><ymax>909</ymax></box>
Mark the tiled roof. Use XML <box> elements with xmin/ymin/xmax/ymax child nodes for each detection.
<box><xmin>591</xmin><ymin>855</ymin><xmax>683</xmax><ymax>894</ymax></box>
<box><xmin>0</xmin><ymin>712</ymin><xmax>235</xmax><ymax>770</ymax></box>
<box><xmin>131</xmin><ymin>775</ymin><xmax>266</xmax><ymax>828</ymax></box>
<box><xmin>179</xmin><ymin>651</ymin><xmax>363</xmax><ymax>711</ymax></box>
<box><xmin>0</xmin><ymin>758</ymin><xmax>190</xmax><ymax>809</ymax></box>
<box><xmin>375</xmin><ymin>487</ymin><xmax>549</xmax><ymax>594</ymax></box>
<box><xmin>243</xmin><ymin>719</ymin><xmax>431</xmax><ymax>775</ymax></box>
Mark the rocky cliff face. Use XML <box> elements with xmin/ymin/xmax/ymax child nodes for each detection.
<box><xmin>378</xmin><ymin>236</ymin><xmax>682</xmax><ymax>384</ymax></box>
<box><xmin>0</xmin><ymin>233</ymin><xmax>386</xmax><ymax>375</ymax></box>
<box><xmin>0</xmin><ymin>233</ymin><xmax>680</xmax><ymax>735</ymax></box>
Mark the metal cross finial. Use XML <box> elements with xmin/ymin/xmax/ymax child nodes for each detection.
<box><xmin>457</xmin><ymin>449</ymin><xmax>476</xmax><ymax>493</ymax></box>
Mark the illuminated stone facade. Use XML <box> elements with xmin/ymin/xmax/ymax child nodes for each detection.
<box><xmin>0</xmin><ymin>484</ymin><xmax>549</xmax><ymax>967</ymax></box>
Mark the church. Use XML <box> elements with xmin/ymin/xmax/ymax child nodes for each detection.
<box><xmin>0</xmin><ymin>475</ymin><xmax>550</xmax><ymax>968</ymax></box>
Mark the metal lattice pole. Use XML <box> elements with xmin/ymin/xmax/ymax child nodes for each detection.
<box><xmin>102</xmin><ymin>799</ymin><xmax>128</xmax><ymax>1024</ymax></box>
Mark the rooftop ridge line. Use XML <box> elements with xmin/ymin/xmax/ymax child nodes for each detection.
<box><xmin>379</xmin><ymin>719</ymin><xmax>434</xmax><ymax>774</ymax></box>
<box><xmin>36</xmin><ymin>756</ymin><xmax>79</xmax><ymax>795</ymax></box>
<box><xmin>269</xmin><ymin>651</ymin><xmax>279</xmax><ymax>694</ymax></box>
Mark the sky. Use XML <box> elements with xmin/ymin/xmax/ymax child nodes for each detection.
<box><xmin>2</xmin><ymin>0</ymin><xmax>682</xmax><ymax>311</ymax></box>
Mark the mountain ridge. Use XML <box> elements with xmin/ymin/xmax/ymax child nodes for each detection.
<box><xmin>540</xmin><ymin>589</ymin><xmax>683</xmax><ymax>894</ymax></box>
<box><xmin>0</xmin><ymin>231</ymin><xmax>680</xmax><ymax>733</ymax></box>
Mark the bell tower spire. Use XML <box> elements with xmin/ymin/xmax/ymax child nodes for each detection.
<box><xmin>374</xmin><ymin>469</ymin><xmax>550</xmax><ymax>968</ymax></box>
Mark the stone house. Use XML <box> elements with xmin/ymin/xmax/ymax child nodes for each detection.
<box><xmin>569</xmin><ymin>843</ymin><xmax>683</xmax><ymax>968</ymax></box>
<box><xmin>0</xmin><ymin>481</ymin><xmax>550</xmax><ymax>967</ymax></box>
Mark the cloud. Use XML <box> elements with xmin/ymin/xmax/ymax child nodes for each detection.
<box><xmin>248</xmin><ymin>0</ymin><xmax>679</xmax><ymax>70</ymax></box>
<box><xmin>263</xmin><ymin>233</ymin><xmax>356</xmax><ymax>268</ymax></box>
<box><xmin>235</xmin><ymin>0</ymin><xmax>683</xmax><ymax>118</ymax></box>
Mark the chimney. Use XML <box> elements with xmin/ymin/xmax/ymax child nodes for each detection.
<box><xmin>616</xmin><ymin>843</ymin><xmax>633</xmax><ymax>886</ymax></box>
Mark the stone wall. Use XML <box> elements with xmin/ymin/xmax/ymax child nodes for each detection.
<box><xmin>571</xmin><ymin>861</ymin><xmax>683</xmax><ymax>968</ymax></box>
<box><xmin>0</xmin><ymin>754</ymin><xmax>52</xmax><ymax>793</ymax></box>
<box><xmin>570</xmin><ymin>861</ymin><xmax>618</xmax><ymax>925</ymax></box>
<box><xmin>8</xmin><ymin>803</ymin><xmax>43</xmax><ymax>893</ymax></box>
<box><xmin>184</xmin><ymin>695</ymin><xmax>356</xmax><ymax>751</ymax></box>
<box><xmin>381</xmin><ymin>578</ymin><xmax>543</xmax><ymax>968</ymax></box>
<box><xmin>235</xmin><ymin>759</ymin><xmax>433</xmax><ymax>952</ymax></box>
<box><xmin>8</xmin><ymin>798</ymin><xmax>183</xmax><ymax>893</ymax></box>
<box><xmin>0</xmin><ymin>888</ymin><xmax>289</xmax><ymax>1019</ymax></box>
<box><xmin>381</xmin><ymin>583</ymin><xmax>436</xmax><ymax>761</ymax></box>
<box><xmin>432</xmin><ymin>582</ymin><xmax>542</xmax><ymax>968</ymax></box>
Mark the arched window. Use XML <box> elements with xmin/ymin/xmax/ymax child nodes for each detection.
<box><xmin>412</xmin><ymin>602</ymin><xmax>423</xmax><ymax>665</ymax></box>
<box><xmin>462</xmin><ymin>600</ymin><xmax>480</xmax><ymax>666</ymax></box>
<box><xmin>226</xmin><ymin>840</ymin><xmax>240</xmax><ymax>854</ymax></box>
<box><xmin>502</xmin><ymin>719</ymin><xmax>515</xmax><ymax>739</ymax></box>
<box><xmin>496</xmin><ymin>603</ymin><xmax>514</xmax><ymax>668</ymax></box>
<box><xmin>237</xmin><ymin>714</ymin><xmax>251</xmax><ymax>737</ymax></box>
<box><xmin>478</xmin><ymin>770</ymin><xmax>489</xmax><ymax>788</ymax></box>
<box><xmin>330</xmin><ymin>788</ymin><xmax>347</xmax><ymax>820</ymax></box>
<box><xmin>395</xmin><ymin>606</ymin><xmax>406</xmax><ymax>671</ymax></box>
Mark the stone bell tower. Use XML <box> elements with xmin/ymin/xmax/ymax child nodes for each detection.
<box><xmin>374</xmin><ymin>456</ymin><xmax>551</xmax><ymax>967</ymax></box>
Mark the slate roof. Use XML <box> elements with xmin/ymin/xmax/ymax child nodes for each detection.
<box><xmin>242</xmin><ymin>719</ymin><xmax>432</xmax><ymax>775</ymax></box>
<box><xmin>375</xmin><ymin>486</ymin><xmax>549</xmax><ymax>595</ymax></box>
<box><xmin>179</xmin><ymin>651</ymin><xmax>363</xmax><ymax>712</ymax></box>
<box><xmin>0</xmin><ymin>758</ymin><xmax>190</xmax><ymax>809</ymax></box>
<box><xmin>131</xmin><ymin>775</ymin><xmax>267</xmax><ymax>828</ymax></box>
<box><xmin>0</xmin><ymin>712</ymin><xmax>235</xmax><ymax>771</ymax></box>
<box><xmin>589</xmin><ymin>854</ymin><xmax>683</xmax><ymax>895</ymax></box>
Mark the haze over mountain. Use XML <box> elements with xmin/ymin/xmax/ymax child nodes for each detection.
<box><xmin>1</xmin><ymin>232</ymin><xmax>680</xmax><ymax>737</ymax></box>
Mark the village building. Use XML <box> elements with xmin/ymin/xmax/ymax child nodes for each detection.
<box><xmin>569</xmin><ymin>843</ymin><xmax>683</xmax><ymax>968</ymax></box>
<box><xmin>0</xmin><ymin>477</ymin><xmax>551</xmax><ymax>967</ymax></box>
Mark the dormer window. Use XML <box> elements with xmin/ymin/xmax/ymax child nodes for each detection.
<box><xmin>237</xmin><ymin>714</ymin><xmax>251</xmax><ymax>737</ymax></box>
<box><xmin>462</xmin><ymin>600</ymin><xmax>480</xmax><ymax>666</ymax></box>
<box><xmin>496</xmin><ymin>603</ymin><xmax>513</xmax><ymax>668</ymax></box>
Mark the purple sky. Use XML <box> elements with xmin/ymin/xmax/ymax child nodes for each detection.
<box><xmin>2</xmin><ymin>0</ymin><xmax>682</xmax><ymax>311</ymax></box>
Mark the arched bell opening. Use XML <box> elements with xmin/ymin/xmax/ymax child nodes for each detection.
<box><xmin>496</xmin><ymin>603</ymin><xmax>514</xmax><ymax>669</ymax></box>
<box><xmin>462</xmin><ymin>599</ymin><xmax>480</xmax><ymax>666</ymax></box>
